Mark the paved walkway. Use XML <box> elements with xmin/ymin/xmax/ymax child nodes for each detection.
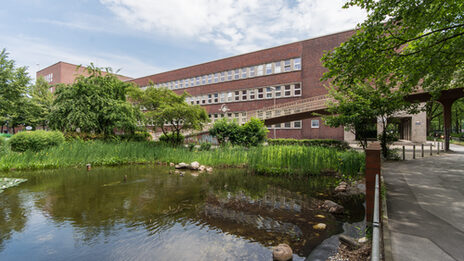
<box><xmin>382</xmin><ymin>144</ymin><xmax>464</xmax><ymax>261</ymax></box>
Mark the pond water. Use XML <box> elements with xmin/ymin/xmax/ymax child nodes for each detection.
<box><xmin>0</xmin><ymin>165</ymin><xmax>364</xmax><ymax>261</ymax></box>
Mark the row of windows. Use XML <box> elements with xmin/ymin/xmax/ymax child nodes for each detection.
<box><xmin>141</xmin><ymin>58</ymin><xmax>302</xmax><ymax>91</ymax></box>
<box><xmin>267</xmin><ymin>120</ymin><xmax>303</xmax><ymax>129</ymax></box>
<box><xmin>186</xmin><ymin>83</ymin><xmax>301</xmax><ymax>105</ymax></box>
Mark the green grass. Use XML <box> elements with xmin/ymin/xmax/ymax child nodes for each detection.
<box><xmin>0</xmin><ymin>141</ymin><xmax>364</xmax><ymax>177</ymax></box>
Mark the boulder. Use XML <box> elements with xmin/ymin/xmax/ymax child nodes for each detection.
<box><xmin>313</xmin><ymin>223</ymin><xmax>327</xmax><ymax>230</ymax></box>
<box><xmin>339</xmin><ymin>234</ymin><xmax>360</xmax><ymax>250</ymax></box>
<box><xmin>322</xmin><ymin>200</ymin><xmax>344</xmax><ymax>214</ymax></box>
<box><xmin>169</xmin><ymin>162</ymin><xmax>175</xmax><ymax>167</ymax></box>
<box><xmin>199</xmin><ymin>165</ymin><xmax>206</xmax><ymax>172</ymax></box>
<box><xmin>358</xmin><ymin>237</ymin><xmax>368</xmax><ymax>244</ymax></box>
<box><xmin>189</xmin><ymin>161</ymin><xmax>200</xmax><ymax>170</ymax></box>
<box><xmin>175</xmin><ymin>162</ymin><xmax>189</xmax><ymax>169</ymax></box>
<box><xmin>206</xmin><ymin>167</ymin><xmax>213</xmax><ymax>173</ymax></box>
<box><xmin>334</xmin><ymin>184</ymin><xmax>347</xmax><ymax>192</ymax></box>
<box><xmin>272</xmin><ymin>244</ymin><xmax>293</xmax><ymax>261</ymax></box>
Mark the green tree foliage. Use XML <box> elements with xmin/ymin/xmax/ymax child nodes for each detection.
<box><xmin>128</xmin><ymin>85</ymin><xmax>209</xmax><ymax>144</ymax></box>
<box><xmin>49</xmin><ymin>65</ymin><xmax>141</xmax><ymax>136</ymax></box>
<box><xmin>0</xmin><ymin>49</ymin><xmax>31</xmax><ymax>133</ymax></box>
<box><xmin>241</xmin><ymin>118</ymin><xmax>268</xmax><ymax>146</ymax></box>
<box><xmin>209</xmin><ymin>118</ymin><xmax>243</xmax><ymax>145</ymax></box>
<box><xmin>29</xmin><ymin>76</ymin><xmax>54</xmax><ymax>129</ymax></box>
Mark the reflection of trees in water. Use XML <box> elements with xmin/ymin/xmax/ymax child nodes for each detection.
<box><xmin>0</xmin><ymin>192</ymin><xmax>28</xmax><ymax>251</ymax></box>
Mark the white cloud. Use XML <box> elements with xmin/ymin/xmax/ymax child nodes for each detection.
<box><xmin>0</xmin><ymin>35</ymin><xmax>165</xmax><ymax>80</ymax></box>
<box><xmin>100</xmin><ymin>0</ymin><xmax>366</xmax><ymax>54</ymax></box>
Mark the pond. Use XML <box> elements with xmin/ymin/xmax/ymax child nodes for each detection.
<box><xmin>0</xmin><ymin>165</ymin><xmax>364</xmax><ymax>260</ymax></box>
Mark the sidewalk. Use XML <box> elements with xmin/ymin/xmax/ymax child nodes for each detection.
<box><xmin>382</xmin><ymin>144</ymin><xmax>464</xmax><ymax>261</ymax></box>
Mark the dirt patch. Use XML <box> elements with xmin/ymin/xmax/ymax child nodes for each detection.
<box><xmin>327</xmin><ymin>242</ymin><xmax>371</xmax><ymax>261</ymax></box>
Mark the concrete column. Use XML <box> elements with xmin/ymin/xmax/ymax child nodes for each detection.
<box><xmin>365</xmin><ymin>142</ymin><xmax>381</xmax><ymax>223</ymax></box>
<box><xmin>411</xmin><ymin>104</ymin><xmax>427</xmax><ymax>143</ymax></box>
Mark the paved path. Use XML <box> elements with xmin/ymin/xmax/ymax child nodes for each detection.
<box><xmin>382</xmin><ymin>144</ymin><xmax>464</xmax><ymax>261</ymax></box>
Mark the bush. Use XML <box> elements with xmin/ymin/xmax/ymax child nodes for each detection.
<box><xmin>268</xmin><ymin>138</ymin><xmax>350</xmax><ymax>150</ymax></box>
<box><xmin>241</xmin><ymin>118</ymin><xmax>268</xmax><ymax>147</ymax></box>
<box><xmin>120</xmin><ymin>131</ymin><xmax>152</xmax><ymax>142</ymax></box>
<box><xmin>64</xmin><ymin>132</ymin><xmax>105</xmax><ymax>141</ymax></box>
<box><xmin>0</xmin><ymin>136</ymin><xmax>7</xmax><ymax>155</ymax></box>
<box><xmin>209</xmin><ymin>119</ymin><xmax>243</xmax><ymax>145</ymax></box>
<box><xmin>9</xmin><ymin>130</ymin><xmax>65</xmax><ymax>152</ymax></box>
<box><xmin>159</xmin><ymin>133</ymin><xmax>184</xmax><ymax>145</ymax></box>
<box><xmin>199</xmin><ymin>142</ymin><xmax>212</xmax><ymax>151</ymax></box>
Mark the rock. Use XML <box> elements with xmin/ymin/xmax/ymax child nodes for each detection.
<box><xmin>313</xmin><ymin>223</ymin><xmax>327</xmax><ymax>230</ymax></box>
<box><xmin>206</xmin><ymin>167</ymin><xmax>213</xmax><ymax>173</ymax></box>
<box><xmin>322</xmin><ymin>200</ymin><xmax>344</xmax><ymax>214</ymax></box>
<box><xmin>339</xmin><ymin>234</ymin><xmax>360</xmax><ymax>250</ymax></box>
<box><xmin>175</xmin><ymin>162</ymin><xmax>189</xmax><ymax>169</ymax></box>
<box><xmin>272</xmin><ymin>244</ymin><xmax>293</xmax><ymax>261</ymax></box>
<box><xmin>334</xmin><ymin>185</ymin><xmax>347</xmax><ymax>192</ymax></box>
<box><xmin>315</xmin><ymin>214</ymin><xmax>325</xmax><ymax>218</ymax></box>
<box><xmin>358</xmin><ymin>237</ymin><xmax>368</xmax><ymax>244</ymax></box>
<box><xmin>169</xmin><ymin>162</ymin><xmax>175</xmax><ymax>167</ymax></box>
<box><xmin>189</xmin><ymin>161</ymin><xmax>200</xmax><ymax>170</ymax></box>
<box><xmin>199</xmin><ymin>165</ymin><xmax>206</xmax><ymax>172</ymax></box>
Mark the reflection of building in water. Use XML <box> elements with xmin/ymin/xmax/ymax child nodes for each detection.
<box><xmin>197</xmin><ymin>188</ymin><xmax>340</xmax><ymax>257</ymax></box>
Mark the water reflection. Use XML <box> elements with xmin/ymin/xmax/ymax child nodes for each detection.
<box><xmin>0</xmin><ymin>166</ymin><xmax>364</xmax><ymax>260</ymax></box>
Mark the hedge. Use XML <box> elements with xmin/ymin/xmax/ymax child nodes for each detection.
<box><xmin>9</xmin><ymin>130</ymin><xmax>65</xmax><ymax>152</ymax></box>
<box><xmin>268</xmin><ymin>138</ymin><xmax>350</xmax><ymax>150</ymax></box>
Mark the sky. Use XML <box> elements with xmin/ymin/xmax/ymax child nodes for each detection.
<box><xmin>0</xmin><ymin>0</ymin><xmax>366</xmax><ymax>80</ymax></box>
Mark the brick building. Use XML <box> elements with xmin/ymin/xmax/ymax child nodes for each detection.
<box><xmin>36</xmin><ymin>61</ymin><xmax>133</xmax><ymax>93</ymax></box>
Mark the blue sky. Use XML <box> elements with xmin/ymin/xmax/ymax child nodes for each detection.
<box><xmin>0</xmin><ymin>0</ymin><xmax>366</xmax><ymax>79</ymax></box>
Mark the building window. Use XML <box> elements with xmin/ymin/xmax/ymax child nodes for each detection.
<box><xmin>227</xmin><ymin>92</ymin><xmax>233</xmax><ymax>102</ymax></box>
<box><xmin>201</xmin><ymin>95</ymin><xmax>206</xmax><ymax>104</ymax></box>
<box><xmin>293</xmin><ymin>58</ymin><xmax>301</xmax><ymax>70</ymax></box>
<box><xmin>275</xmin><ymin>86</ymin><xmax>281</xmax><ymax>97</ymax></box>
<box><xmin>234</xmin><ymin>112</ymin><xmax>239</xmax><ymax>118</ymax></box>
<box><xmin>234</xmin><ymin>69</ymin><xmax>240</xmax><ymax>80</ymax></box>
<box><xmin>202</xmin><ymin>76</ymin><xmax>207</xmax><ymax>85</ymax></box>
<box><xmin>266</xmin><ymin>111</ymin><xmax>272</xmax><ymax>118</ymax></box>
<box><xmin>208</xmin><ymin>94</ymin><xmax>212</xmax><ymax>104</ymax></box>
<box><xmin>242</xmin><ymin>90</ymin><xmax>247</xmax><ymax>100</ymax></box>
<box><xmin>196</xmin><ymin>77</ymin><xmax>201</xmax><ymax>85</ymax></box>
<box><xmin>179</xmin><ymin>80</ymin><xmax>183</xmax><ymax>89</ymax></box>
<box><xmin>221</xmin><ymin>72</ymin><xmax>225</xmax><ymax>82</ymax></box>
<box><xmin>249</xmin><ymin>90</ymin><xmax>255</xmax><ymax>100</ymax></box>
<box><xmin>174</xmin><ymin>81</ymin><xmax>178</xmax><ymax>89</ymax></box>
<box><xmin>294</xmin><ymin>121</ymin><xmax>302</xmax><ymax>128</ymax></box>
<box><xmin>284</xmin><ymin>122</ymin><xmax>291</xmax><ymax>128</ymax></box>
<box><xmin>284</xmin><ymin>60</ymin><xmax>291</xmax><ymax>71</ymax></box>
<box><xmin>274</xmin><ymin>123</ymin><xmax>281</xmax><ymax>128</ymax></box>
<box><xmin>275</xmin><ymin>62</ymin><xmax>281</xmax><ymax>73</ymax></box>
<box><xmin>249</xmin><ymin>67</ymin><xmax>255</xmax><ymax>77</ymax></box>
<box><xmin>228</xmin><ymin>70</ymin><xmax>233</xmax><ymax>80</ymax></box>
<box><xmin>265</xmin><ymin>63</ymin><xmax>272</xmax><ymax>74</ymax></box>
<box><xmin>294</xmin><ymin>83</ymin><xmax>301</xmax><ymax>96</ymax></box>
<box><xmin>235</xmin><ymin>91</ymin><xmax>240</xmax><ymax>101</ymax></box>
<box><xmin>185</xmin><ymin>79</ymin><xmax>189</xmax><ymax>88</ymax></box>
<box><xmin>266</xmin><ymin>87</ymin><xmax>273</xmax><ymax>98</ymax></box>
<box><xmin>214</xmin><ymin>93</ymin><xmax>218</xmax><ymax>103</ymax></box>
<box><xmin>241</xmin><ymin>68</ymin><xmax>247</xmax><ymax>78</ymax></box>
<box><xmin>257</xmin><ymin>65</ymin><xmax>264</xmax><ymax>76</ymax></box>
<box><xmin>311</xmin><ymin>119</ymin><xmax>319</xmax><ymax>128</ymax></box>
<box><xmin>214</xmin><ymin>73</ymin><xmax>219</xmax><ymax>83</ymax></box>
<box><xmin>208</xmin><ymin>74</ymin><xmax>213</xmax><ymax>84</ymax></box>
<box><xmin>284</xmin><ymin>85</ymin><xmax>291</xmax><ymax>96</ymax></box>
<box><xmin>191</xmin><ymin>78</ymin><xmax>195</xmax><ymax>86</ymax></box>
<box><xmin>258</xmin><ymin>88</ymin><xmax>264</xmax><ymax>99</ymax></box>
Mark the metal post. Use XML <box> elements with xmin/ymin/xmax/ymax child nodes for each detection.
<box><xmin>430</xmin><ymin>143</ymin><xmax>432</xmax><ymax>156</ymax></box>
<box><xmin>421</xmin><ymin>144</ymin><xmax>424</xmax><ymax>157</ymax></box>
<box><xmin>437</xmin><ymin>142</ymin><xmax>440</xmax><ymax>154</ymax></box>
<box><xmin>413</xmin><ymin>145</ymin><xmax>416</xmax><ymax>159</ymax></box>
<box><xmin>402</xmin><ymin>145</ymin><xmax>405</xmax><ymax>160</ymax></box>
<box><xmin>371</xmin><ymin>174</ymin><xmax>380</xmax><ymax>261</ymax></box>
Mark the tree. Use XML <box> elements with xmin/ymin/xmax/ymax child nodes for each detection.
<box><xmin>0</xmin><ymin>49</ymin><xmax>31</xmax><ymax>134</ymax></box>
<box><xmin>29</xmin><ymin>76</ymin><xmax>54</xmax><ymax>129</ymax></box>
<box><xmin>241</xmin><ymin>118</ymin><xmax>268</xmax><ymax>147</ymax></box>
<box><xmin>48</xmin><ymin>65</ymin><xmax>141</xmax><ymax>136</ymax></box>
<box><xmin>322</xmin><ymin>0</ymin><xmax>463</xmax><ymax>153</ymax></box>
<box><xmin>128</xmin><ymin>85</ymin><xmax>209</xmax><ymax>144</ymax></box>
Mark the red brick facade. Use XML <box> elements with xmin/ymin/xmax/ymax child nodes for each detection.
<box><xmin>129</xmin><ymin>30</ymin><xmax>355</xmax><ymax>140</ymax></box>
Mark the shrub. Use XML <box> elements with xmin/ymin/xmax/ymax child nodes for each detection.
<box><xmin>64</xmin><ymin>132</ymin><xmax>105</xmax><ymax>141</ymax></box>
<box><xmin>199</xmin><ymin>142</ymin><xmax>212</xmax><ymax>151</ymax></box>
<box><xmin>241</xmin><ymin>118</ymin><xmax>268</xmax><ymax>146</ymax></box>
<box><xmin>268</xmin><ymin>138</ymin><xmax>350</xmax><ymax>150</ymax></box>
<box><xmin>9</xmin><ymin>130</ymin><xmax>65</xmax><ymax>152</ymax></box>
<box><xmin>209</xmin><ymin>119</ymin><xmax>243</xmax><ymax>145</ymax></box>
<box><xmin>159</xmin><ymin>133</ymin><xmax>184</xmax><ymax>145</ymax></box>
<box><xmin>120</xmin><ymin>131</ymin><xmax>152</xmax><ymax>142</ymax></box>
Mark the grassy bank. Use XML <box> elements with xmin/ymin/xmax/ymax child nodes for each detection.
<box><xmin>0</xmin><ymin>141</ymin><xmax>364</xmax><ymax>177</ymax></box>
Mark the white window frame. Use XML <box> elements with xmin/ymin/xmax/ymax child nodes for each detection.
<box><xmin>311</xmin><ymin>119</ymin><xmax>320</xmax><ymax>128</ymax></box>
<box><xmin>274</xmin><ymin>61</ymin><xmax>282</xmax><ymax>73</ymax></box>
<box><xmin>293</xmin><ymin>58</ymin><xmax>301</xmax><ymax>70</ymax></box>
<box><xmin>265</xmin><ymin>63</ymin><xmax>273</xmax><ymax>75</ymax></box>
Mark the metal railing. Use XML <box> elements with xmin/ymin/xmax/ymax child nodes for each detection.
<box><xmin>401</xmin><ymin>142</ymin><xmax>444</xmax><ymax>160</ymax></box>
<box><xmin>372</xmin><ymin>174</ymin><xmax>381</xmax><ymax>261</ymax></box>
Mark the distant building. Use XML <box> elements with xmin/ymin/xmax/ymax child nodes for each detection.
<box><xmin>36</xmin><ymin>61</ymin><xmax>133</xmax><ymax>93</ymax></box>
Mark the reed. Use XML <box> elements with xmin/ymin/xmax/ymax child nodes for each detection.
<box><xmin>0</xmin><ymin>141</ymin><xmax>364</xmax><ymax>177</ymax></box>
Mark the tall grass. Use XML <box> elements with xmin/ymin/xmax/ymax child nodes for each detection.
<box><xmin>0</xmin><ymin>141</ymin><xmax>364</xmax><ymax>177</ymax></box>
